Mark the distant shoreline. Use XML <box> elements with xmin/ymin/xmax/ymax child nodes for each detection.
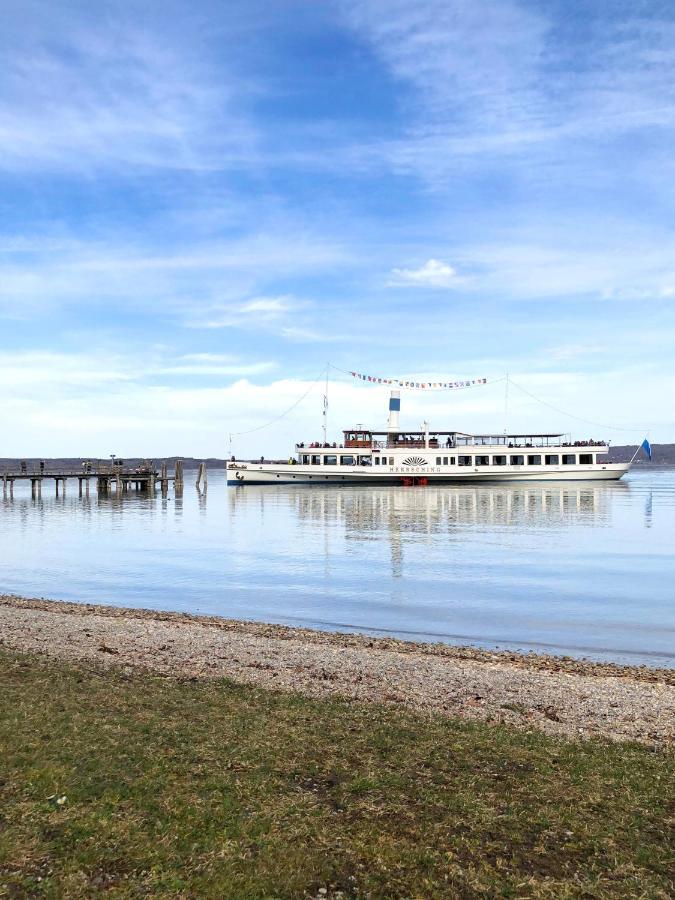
<box><xmin>1</xmin><ymin>595</ymin><xmax>672</xmax><ymax>746</ymax></box>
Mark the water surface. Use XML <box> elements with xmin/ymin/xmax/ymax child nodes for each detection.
<box><xmin>1</xmin><ymin>469</ymin><xmax>673</xmax><ymax>666</ymax></box>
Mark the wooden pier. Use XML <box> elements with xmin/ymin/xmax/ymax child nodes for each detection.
<box><xmin>1</xmin><ymin>460</ymin><xmax>188</xmax><ymax>499</ymax></box>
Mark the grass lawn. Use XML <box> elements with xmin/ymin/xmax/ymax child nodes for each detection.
<box><xmin>0</xmin><ymin>649</ymin><xmax>672</xmax><ymax>898</ymax></box>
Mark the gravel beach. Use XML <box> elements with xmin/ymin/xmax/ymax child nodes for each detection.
<box><xmin>1</xmin><ymin>594</ymin><xmax>672</xmax><ymax>746</ymax></box>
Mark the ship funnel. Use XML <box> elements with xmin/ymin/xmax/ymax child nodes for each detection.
<box><xmin>387</xmin><ymin>390</ymin><xmax>401</xmax><ymax>433</ymax></box>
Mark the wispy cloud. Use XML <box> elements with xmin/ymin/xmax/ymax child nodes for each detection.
<box><xmin>189</xmin><ymin>295</ymin><xmax>299</xmax><ymax>330</ymax></box>
<box><xmin>152</xmin><ymin>360</ymin><xmax>276</xmax><ymax>377</ymax></box>
<box><xmin>239</xmin><ymin>297</ymin><xmax>294</xmax><ymax>315</ymax></box>
<box><xmin>544</xmin><ymin>343</ymin><xmax>607</xmax><ymax>363</ymax></box>
<box><xmin>388</xmin><ymin>259</ymin><xmax>462</xmax><ymax>288</ymax></box>
<box><xmin>0</xmin><ymin>8</ymin><xmax>259</xmax><ymax>174</ymax></box>
<box><xmin>0</xmin><ymin>351</ymin><xmax>134</xmax><ymax>389</ymax></box>
<box><xmin>339</xmin><ymin>0</ymin><xmax>675</xmax><ymax>184</ymax></box>
<box><xmin>278</xmin><ymin>326</ymin><xmax>349</xmax><ymax>342</ymax></box>
<box><xmin>0</xmin><ymin>231</ymin><xmax>347</xmax><ymax>319</ymax></box>
<box><xmin>0</xmin><ymin>349</ymin><xmax>276</xmax><ymax>389</ymax></box>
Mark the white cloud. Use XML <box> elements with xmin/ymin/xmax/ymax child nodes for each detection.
<box><xmin>0</xmin><ymin>351</ymin><xmax>134</xmax><ymax>387</ymax></box>
<box><xmin>190</xmin><ymin>295</ymin><xmax>298</xmax><ymax>330</ymax></box>
<box><xmin>544</xmin><ymin>343</ymin><xmax>608</xmax><ymax>362</ymax></box>
<box><xmin>278</xmin><ymin>326</ymin><xmax>349</xmax><ymax>342</ymax></box>
<box><xmin>240</xmin><ymin>296</ymin><xmax>294</xmax><ymax>315</ymax></box>
<box><xmin>153</xmin><ymin>361</ymin><xmax>276</xmax><ymax>377</ymax></box>
<box><xmin>0</xmin><ymin>11</ymin><xmax>259</xmax><ymax>174</ymax></box>
<box><xmin>0</xmin><ymin>349</ymin><xmax>276</xmax><ymax>392</ymax></box>
<box><xmin>178</xmin><ymin>353</ymin><xmax>235</xmax><ymax>363</ymax></box>
<box><xmin>436</xmin><ymin>225</ymin><xmax>675</xmax><ymax>301</ymax></box>
<box><xmin>339</xmin><ymin>1</ymin><xmax>675</xmax><ymax>186</ymax></box>
<box><xmin>0</xmin><ymin>231</ymin><xmax>347</xmax><ymax>320</ymax></box>
<box><xmin>389</xmin><ymin>259</ymin><xmax>461</xmax><ymax>288</ymax></box>
<box><xmin>2</xmin><ymin>360</ymin><xmax>673</xmax><ymax>457</ymax></box>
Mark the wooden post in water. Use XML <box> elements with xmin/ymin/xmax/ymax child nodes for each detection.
<box><xmin>174</xmin><ymin>460</ymin><xmax>184</xmax><ymax>497</ymax></box>
<box><xmin>195</xmin><ymin>462</ymin><xmax>207</xmax><ymax>489</ymax></box>
<box><xmin>160</xmin><ymin>461</ymin><xmax>168</xmax><ymax>496</ymax></box>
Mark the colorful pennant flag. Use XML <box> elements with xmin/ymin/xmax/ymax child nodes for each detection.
<box><xmin>346</xmin><ymin>371</ymin><xmax>489</xmax><ymax>390</ymax></box>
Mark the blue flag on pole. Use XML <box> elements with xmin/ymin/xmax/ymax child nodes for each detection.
<box><xmin>641</xmin><ymin>438</ymin><xmax>652</xmax><ymax>461</ymax></box>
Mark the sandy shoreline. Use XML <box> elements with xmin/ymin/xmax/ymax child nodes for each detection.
<box><xmin>1</xmin><ymin>594</ymin><xmax>673</xmax><ymax>746</ymax></box>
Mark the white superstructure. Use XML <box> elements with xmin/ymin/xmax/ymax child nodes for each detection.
<box><xmin>227</xmin><ymin>391</ymin><xmax>630</xmax><ymax>485</ymax></box>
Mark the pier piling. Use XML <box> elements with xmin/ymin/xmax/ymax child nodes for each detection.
<box><xmin>195</xmin><ymin>462</ymin><xmax>207</xmax><ymax>489</ymax></box>
<box><xmin>1</xmin><ymin>461</ymin><xmax>182</xmax><ymax>499</ymax></box>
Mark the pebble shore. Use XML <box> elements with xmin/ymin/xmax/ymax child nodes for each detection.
<box><xmin>1</xmin><ymin>595</ymin><xmax>672</xmax><ymax>746</ymax></box>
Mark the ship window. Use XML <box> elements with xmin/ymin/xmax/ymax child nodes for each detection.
<box><xmin>493</xmin><ymin>455</ymin><xmax>507</xmax><ymax>465</ymax></box>
<box><xmin>475</xmin><ymin>456</ymin><xmax>489</xmax><ymax>466</ymax></box>
<box><xmin>449</xmin><ymin>456</ymin><xmax>455</xmax><ymax>465</ymax></box>
<box><xmin>389</xmin><ymin>457</ymin><xmax>394</xmax><ymax>466</ymax></box>
<box><xmin>562</xmin><ymin>454</ymin><xmax>576</xmax><ymax>465</ymax></box>
<box><xmin>436</xmin><ymin>457</ymin><xmax>441</xmax><ymax>465</ymax></box>
<box><xmin>545</xmin><ymin>455</ymin><xmax>559</xmax><ymax>465</ymax></box>
<box><xmin>302</xmin><ymin>454</ymin><xmax>310</xmax><ymax>464</ymax></box>
<box><xmin>311</xmin><ymin>455</ymin><xmax>321</xmax><ymax>465</ymax></box>
<box><xmin>527</xmin><ymin>455</ymin><xmax>542</xmax><ymax>465</ymax></box>
<box><xmin>443</xmin><ymin>456</ymin><xmax>448</xmax><ymax>465</ymax></box>
<box><xmin>510</xmin><ymin>455</ymin><xmax>524</xmax><ymax>465</ymax></box>
<box><xmin>340</xmin><ymin>455</ymin><xmax>355</xmax><ymax>465</ymax></box>
<box><xmin>579</xmin><ymin>453</ymin><xmax>593</xmax><ymax>464</ymax></box>
<box><xmin>324</xmin><ymin>455</ymin><xmax>337</xmax><ymax>465</ymax></box>
<box><xmin>458</xmin><ymin>455</ymin><xmax>472</xmax><ymax>466</ymax></box>
<box><xmin>374</xmin><ymin>456</ymin><xmax>380</xmax><ymax>465</ymax></box>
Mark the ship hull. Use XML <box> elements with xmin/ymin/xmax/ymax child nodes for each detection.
<box><xmin>227</xmin><ymin>463</ymin><xmax>630</xmax><ymax>486</ymax></box>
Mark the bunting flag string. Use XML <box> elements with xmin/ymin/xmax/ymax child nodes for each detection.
<box><xmin>345</xmin><ymin>370</ymin><xmax>490</xmax><ymax>390</ymax></box>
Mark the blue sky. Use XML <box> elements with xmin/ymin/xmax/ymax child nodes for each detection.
<box><xmin>1</xmin><ymin>0</ymin><xmax>674</xmax><ymax>456</ymax></box>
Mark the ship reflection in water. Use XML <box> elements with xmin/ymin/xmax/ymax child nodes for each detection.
<box><xmin>230</xmin><ymin>482</ymin><xmax>619</xmax><ymax>579</ymax></box>
<box><xmin>226</xmin><ymin>476</ymin><xmax>674</xmax><ymax>666</ymax></box>
<box><xmin>1</xmin><ymin>471</ymin><xmax>673</xmax><ymax>665</ymax></box>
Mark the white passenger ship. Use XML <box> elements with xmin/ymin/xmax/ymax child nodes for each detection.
<box><xmin>227</xmin><ymin>391</ymin><xmax>630</xmax><ymax>485</ymax></box>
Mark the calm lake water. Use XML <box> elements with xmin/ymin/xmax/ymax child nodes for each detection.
<box><xmin>1</xmin><ymin>469</ymin><xmax>674</xmax><ymax>666</ymax></box>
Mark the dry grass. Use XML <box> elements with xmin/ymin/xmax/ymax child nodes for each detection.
<box><xmin>0</xmin><ymin>649</ymin><xmax>672</xmax><ymax>898</ymax></box>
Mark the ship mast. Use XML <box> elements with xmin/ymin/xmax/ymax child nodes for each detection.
<box><xmin>322</xmin><ymin>369</ymin><xmax>329</xmax><ymax>445</ymax></box>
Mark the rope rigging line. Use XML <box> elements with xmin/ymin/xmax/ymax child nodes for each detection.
<box><xmin>228</xmin><ymin>364</ymin><xmax>650</xmax><ymax>448</ymax></box>
<box><xmin>507</xmin><ymin>378</ymin><xmax>650</xmax><ymax>434</ymax></box>
<box><xmin>328</xmin><ymin>364</ymin><xmax>649</xmax><ymax>435</ymax></box>
<box><xmin>229</xmin><ymin>365</ymin><xmax>328</xmax><ymax>439</ymax></box>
